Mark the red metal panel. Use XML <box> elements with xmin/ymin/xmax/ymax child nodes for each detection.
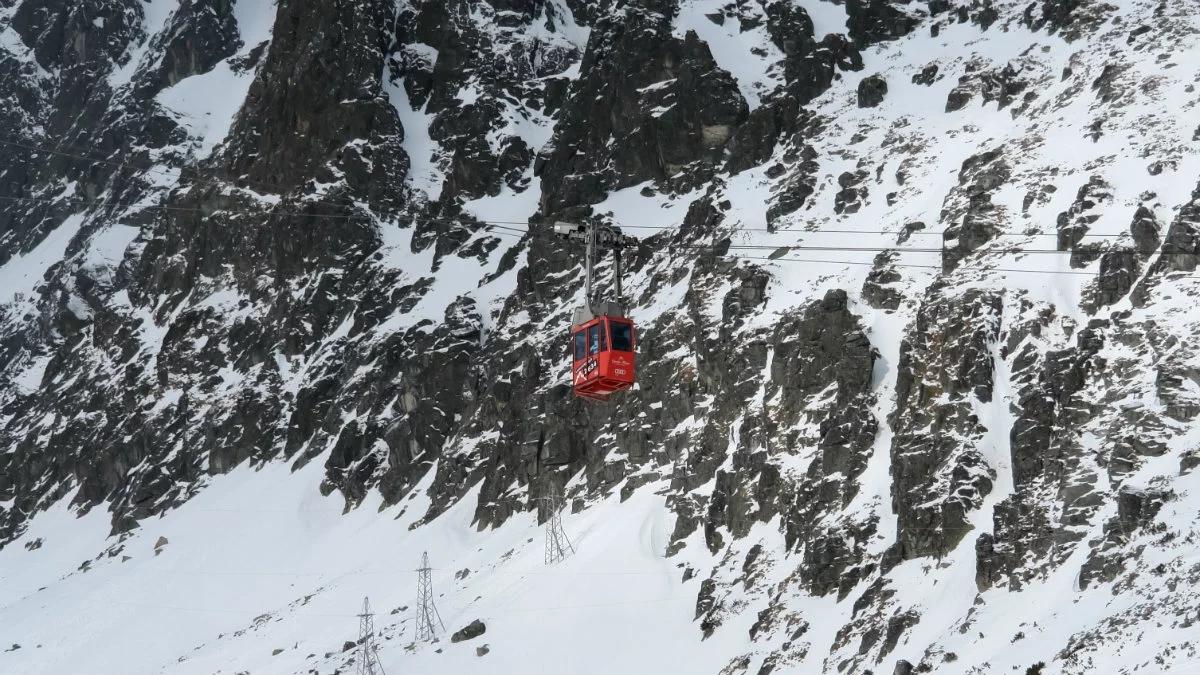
<box><xmin>571</xmin><ymin>315</ymin><xmax>636</xmax><ymax>400</ymax></box>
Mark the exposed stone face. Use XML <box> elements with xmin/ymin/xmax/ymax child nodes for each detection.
<box><xmin>857</xmin><ymin>74</ymin><xmax>887</xmax><ymax>108</ymax></box>
<box><xmin>977</xmin><ymin>312</ymin><xmax>1106</xmax><ymax>591</ymax></box>
<box><xmin>862</xmin><ymin>252</ymin><xmax>903</xmax><ymax>310</ymax></box>
<box><xmin>223</xmin><ymin>0</ymin><xmax>404</xmax><ymax>194</ymax></box>
<box><xmin>451</xmin><ymin>619</ymin><xmax>487</xmax><ymax>643</ymax></box>
<box><xmin>760</xmin><ymin>0</ymin><xmax>863</xmax><ymax>101</ymax></box>
<box><xmin>1155</xmin><ymin>184</ymin><xmax>1200</xmax><ymax>273</ymax></box>
<box><xmin>767</xmin><ymin>290</ymin><xmax>880</xmax><ymax>596</ymax></box>
<box><xmin>940</xmin><ymin>148</ymin><xmax>1010</xmax><ymax>272</ymax></box>
<box><xmin>1131</xmin><ymin>180</ymin><xmax>1200</xmax><ymax>305</ymax></box>
<box><xmin>1129</xmin><ymin>205</ymin><xmax>1162</xmax><ymax>254</ymax></box>
<box><xmin>844</xmin><ymin>0</ymin><xmax>920</xmax><ymax>46</ymax></box>
<box><xmin>726</xmin><ymin>96</ymin><xmax>800</xmax><ymax>175</ymax></box>
<box><xmin>835</xmin><ymin>169</ymin><xmax>870</xmax><ymax>215</ymax></box>
<box><xmin>1085</xmin><ymin>249</ymin><xmax>1138</xmax><ymax>311</ymax></box>
<box><xmin>889</xmin><ymin>286</ymin><xmax>1001</xmax><ymax>561</ymax></box>
<box><xmin>144</xmin><ymin>0</ymin><xmax>242</xmax><ymax>92</ymax></box>
<box><xmin>911</xmin><ymin>63</ymin><xmax>938</xmax><ymax>86</ymax></box>
<box><xmin>766</xmin><ymin>135</ymin><xmax>820</xmax><ymax>227</ymax></box>
<box><xmin>1077</xmin><ymin>203</ymin><xmax>1158</xmax><ymax>312</ymax></box>
<box><xmin>539</xmin><ymin>10</ymin><xmax>749</xmax><ymax>214</ymax></box>
<box><xmin>1025</xmin><ymin>0</ymin><xmax>1113</xmax><ymax>39</ymax></box>
<box><xmin>689</xmin><ymin>288</ymin><xmax>879</xmax><ymax>639</ymax></box>
<box><xmin>1056</xmin><ymin>175</ymin><xmax>1112</xmax><ymax>268</ymax></box>
<box><xmin>1078</xmin><ymin>486</ymin><xmax>1171</xmax><ymax>589</ymax></box>
<box><xmin>943</xmin><ymin>56</ymin><xmax>1034</xmax><ymax>113</ymax></box>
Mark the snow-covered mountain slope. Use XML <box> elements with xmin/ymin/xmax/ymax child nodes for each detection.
<box><xmin>2</xmin><ymin>0</ymin><xmax>1200</xmax><ymax>673</ymax></box>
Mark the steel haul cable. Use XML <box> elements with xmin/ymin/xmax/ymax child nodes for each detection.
<box><xmin>2</xmin><ymin>135</ymin><xmax>1195</xmax><ymax>280</ymax></box>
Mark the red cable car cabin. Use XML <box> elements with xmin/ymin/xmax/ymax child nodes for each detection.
<box><xmin>571</xmin><ymin>315</ymin><xmax>636</xmax><ymax>400</ymax></box>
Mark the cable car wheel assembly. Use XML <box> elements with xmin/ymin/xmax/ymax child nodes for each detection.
<box><xmin>554</xmin><ymin>221</ymin><xmax>638</xmax><ymax>402</ymax></box>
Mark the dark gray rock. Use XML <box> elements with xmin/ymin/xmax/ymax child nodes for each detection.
<box><xmin>1078</xmin><ymin>486</ymin><xmax>1171</xmax><ymax>588</ymax></box>
<box><xmin>1024</xmin><ymin>0</ymin><xmax>1112</xmax><ymax>39</ymax></box>
<box><xmin>881</xmin><ymin>610</ymin><xmax>920</xmax><ymax>657</ymax></box>
<box><xmin>912</xmin><ymin>64</ymin><xmax>938</xmax><ymax>86</ymax></box>
<box><xmin>897</xmin><ymin>221</ymin><xmax>926</xmax><ymax>244</ymax></box>
<box><xmin>761</xmin><ymin>1</ymin><xmax>863</xmax><ymax>102</ymax></box>
<box><xmin>945</xmin><ymin>82</ymin><xmax>974</xmax><ymax>112</ymax></box>
<box><xmin>539</xmin><ymin>18</ymin><xmax>748</xmax><ymax>214</ymax></box>
<box><xmin>1085</xmin><ymin>250</ymin><xmax>1139</xmax><ymax>311</ymax></box>
<box><xmin>941</xmin><ymin>148</ymin><xmax>1011</xmax><ymax>272</ymax></box>
<box><xmin>977</xmin><ymin>315</ymin><xmax>1108</xmax><ymax>591</ymax></box>
<box><xmin>862</xmin><ymin>252</ymin><xmax>903</xmax><ymax>310</ymax></box>
<box><xmin>766</xmin><ymin>142</ymin><xmax>820</xmax><ymax>227</ymax></box>
<box><xmin>1130</xmin><ymin>206</ymin><xmax>1162</xmax><ymax>256</ymax></box>
<box><xmin>890</xmin><ymin>286</ymin><xmax>1001</xmax><ymax>560</ymax></box>
<box><xmin>835</xmin><ymin>170</ymin><xmax>870</xmax><ymax>215</ymax></box>
<box><xmin>1083</xmin><ymin>203</ymin><xmax>1159</xmax><ymax>311</ymax></box>
<box><xmin>451</xmin><ymin>619</ymin><xmax>486</xmax><ymax>643</ymax></box>
<box><xmin>1056</xmin><ymin>175</ymin><xmax>1111</xmax><ymax>268</ymax></box>
<box><xmin>857</xmin><ymin>74</ymin><xmax>888</xmax><ymax>108</ymax></box>
<box><xmin>845</xmin><ymin>0</ymin><xmax>920</xmax><ymax>46</ymax></box>
<box><xmin>946</xmin><ymin>62</ymin><xmax>1030</xmax><ymax>113</ymax></box>
<box><xmin>726</xmin><ymin>97</ymin><xmax>800</xmax><ymax>175</ymax></box>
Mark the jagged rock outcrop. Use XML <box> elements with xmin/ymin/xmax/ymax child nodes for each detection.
<box><xmin>940</xmin><ymin>148</ymin><xmax>1010</xmax><ymax>272</ymax></box>
<box><xmin>539</xmin><ymin>8</ymin><xmax>748</xmax><ymax>214</ymax></box>
<box><xmin>1131</xmin><ymin>180</ymin><xmax>1200</xmax><ymax>306</ymax></box>
<box><xmin>1056</xmin><ymin>175</ymin><xmax>1111</xmax><ymax>268</ymax></box>
<box><xmin>862</xmin><ymin>251</ymin><xmax>902</xmax><ymax>310</ymax></box>
<box><xmin>451</xmin><ymin>619</ymin><xmax>487</xmax><ymax>643</ymax></box>
<box><xmin>857</xmin><ymin>74</ymin><xmax>887</xmax><ymax>108</ymax></box>
<box><xmin>889</xmin><ymin>285</ymin><xmax>1000</xmax><ymax>560</ymax></box>
<box><xmin>845</xmin><ymin>0</ymin><xmax>921</xmax><ymax>46</ymax></box>
<box><xmin>1078</xmin><ymin>485</ymin><xmax>1170</xmax><ymax>589</ymax></box>
<box><xmin>977</xmin><ymin>312</ymin><xmax>1106</xmax><ymax>590</ymax></box>
<box><xmin>3</xmin><ymin>0</ymin><xmax>1200</xmax><ymax>672</ymax></box>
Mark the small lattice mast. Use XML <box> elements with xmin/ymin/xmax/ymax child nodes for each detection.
<box><xmin>354</xmin><ymin>596</ymin><xmax>387</xmax><ymax>675</ymax></box>
<box><xmin>414</xmin><ymin>551</ymin><xmax>444</xmax><ymax>643</ymax></box>
<box><xmin>543</xmin><ymin>485</ymin><xmax>575</xmax><ymax>565</ymax></box>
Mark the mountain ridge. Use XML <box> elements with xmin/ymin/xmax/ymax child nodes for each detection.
<box><xmin>2</xmin><ymin>0</ymin><xmax>1200</xmax><ymax>673</ymax></box>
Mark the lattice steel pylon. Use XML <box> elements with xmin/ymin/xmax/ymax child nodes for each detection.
<box><xmin>541</xmin><ymin>486</ymin><xmax>575</xmax><ymax>565</ymax></box>
<box><xmin>354</xmin><ymin>596</ymin><xmax>387</xmax><ymax>675</ymax></box>
<box><xmin>414</xmin><ymin>551</ymin><xmax>444</xmax><ymax>643</ymax></box>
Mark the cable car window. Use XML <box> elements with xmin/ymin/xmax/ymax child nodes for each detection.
<box><xmin>574</xmin><ymin>331</ymin><xmax>586</xmax><ymax>360</ymax></box>
<box><xmin>611</xmin><ymin>322</ymin><xmax>633</xmax><ymax>351</ymax></box>
<box><xmin>588</xmin><ymin>324</ymin><xmax>601</xmax><ymax>355</ymax></box>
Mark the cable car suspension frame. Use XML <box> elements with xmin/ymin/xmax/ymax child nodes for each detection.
<box><xmin>554</xmin><ymin>221</ymin><xmax>639</xmax><ymax>401</ymax></box>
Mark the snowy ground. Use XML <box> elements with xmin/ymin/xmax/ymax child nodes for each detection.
<box><xmin>3</xmin><ymin>458</ymin><xmax>1199</xmax><ymax>674</ymax></box>
<box><xmin>0</xmin><ymin>462</ymin><xmax>723</xmax><ymax>675</ymax></box>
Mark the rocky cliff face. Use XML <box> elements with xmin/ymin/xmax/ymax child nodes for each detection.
<box><xmin>3</xmin><ymin>1</ymin><xmax>1200</xmax><ymax>673</ymax></box>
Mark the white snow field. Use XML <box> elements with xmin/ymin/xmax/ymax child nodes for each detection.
<box><xmin>0</xmin><ymin>462</ymin><xmax>715</xmax><ymax>675</ymax></box>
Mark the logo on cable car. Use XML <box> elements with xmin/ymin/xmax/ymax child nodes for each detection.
<box><xmin>574</xmin><ymin>357</ymin><xmax>598</xmax><ymax>383</ymax></box>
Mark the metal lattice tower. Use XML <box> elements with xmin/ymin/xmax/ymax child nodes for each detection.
<box><xmin>414</xmin><ymin>551</ymin><xmax>444</xmax><ymax>643</ymax></box>
<box><xmin>354</xmin><ymin>596</ymin><xmax>387</xmax><ymax>675</ymax></box>
<box><xmin>541</xmin><ymin>486</ymin><xmax>575</xmax><ymax>565</ymax></box>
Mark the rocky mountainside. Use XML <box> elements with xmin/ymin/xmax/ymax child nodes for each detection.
<box><xmin>2</xmin><ymin>0</ymin><xmax>1200</xmax><ymax>673</ymax></box>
